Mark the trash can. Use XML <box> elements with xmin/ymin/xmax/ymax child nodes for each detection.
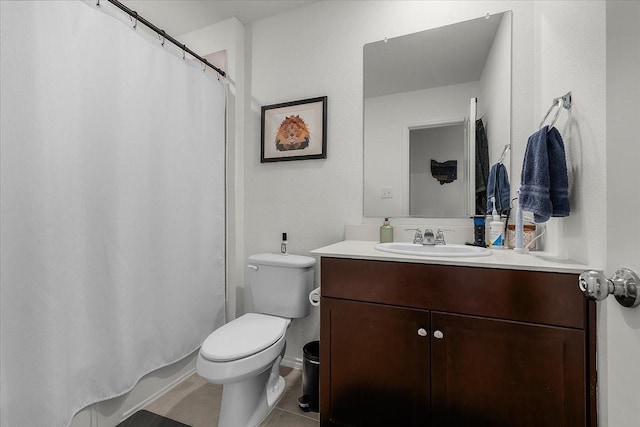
<box><xmin>298</xmin><ymin>340</ymin><xmax>320</xmax><ymax>412</ymax></box>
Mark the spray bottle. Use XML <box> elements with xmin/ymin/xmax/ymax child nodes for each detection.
<box><xmin>488</xmin><ymin>197</ymin><xmax>504</xmax><ymax>248</ymax></box>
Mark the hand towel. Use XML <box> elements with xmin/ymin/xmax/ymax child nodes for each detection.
<box><xmin>547</xmin><ymin>127</ymin><xmax>570</xmax><ymax>217</ymax></box>
<box><xmin>519</xmin><ymin>126</ymin><xmax>570</xmax><ymax>222</ymax></box>
<box><xmin>486</xmin><ymin>163</ymin><xmax>511</xmax><ymax>214</ymax></box>
<box><xmin>475</xmin><ymin>119</ymin><xmax>490</xmax><ymax>214</ymax></box>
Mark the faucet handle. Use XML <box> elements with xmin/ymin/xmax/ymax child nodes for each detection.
<box><xmin>436</xmin><ymin>228</ymin><xmax>454</xmax><ymax>236</ymax></box>
<box><xmin>434</xmin><ymin>228</ymin><xmax>453</xmax><ymax>245</ymax></box>
<box><xmin>405</xmin><ymin>228</ymin><xmax>423</xmax><ymax>244</ymax></box>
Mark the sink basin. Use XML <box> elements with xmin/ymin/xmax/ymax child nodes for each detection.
<box><xmin>375</xmin><ymin>242</ymin><xmax>492</xmax><ymax>257</ymax></box>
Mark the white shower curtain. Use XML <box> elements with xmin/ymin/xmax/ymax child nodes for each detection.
<box><xmin>0</xmin><ymin>2</ymin><xmax>226</xmax><ymax>426</ymax></box>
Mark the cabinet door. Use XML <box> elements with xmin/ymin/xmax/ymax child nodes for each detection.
<box><xmin>430</xmin><ymin>312</ymin><xmax>585</xmax><ymax>427</ymax></box>
<box><xmin>321</xmin><ymin>298</ymin><xmax>430</xmax><ymax>426</ymax></box>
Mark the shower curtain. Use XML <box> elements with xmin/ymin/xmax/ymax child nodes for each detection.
<box><xmin>0</xmin><ymin>2</ymin><xmax>226</xmax><ymax>426</ymax></box>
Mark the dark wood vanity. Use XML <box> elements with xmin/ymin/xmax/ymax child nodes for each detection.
<box><xmin>319</xmin><ymin>257</ymin><xmax>596</xmax><ymax>427</ymax></box>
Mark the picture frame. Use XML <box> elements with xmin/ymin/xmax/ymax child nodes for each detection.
<box><xmin>261</xmin><ymin>96</ymin><xmax>327</xmax><ymax>163</ymax></box>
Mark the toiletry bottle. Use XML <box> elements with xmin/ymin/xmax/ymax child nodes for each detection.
<box><xmin>473</xmin><ymin>215</ymin><xmax>486</xmax><ymax>247</ymax></box>
<box><xmin>488</xmin><ymin>197</ymin><xmax>504</xmax><ymax>248</ymax></box>
<box><xmin>281</xmin><ymin>233</ymin><xmax>289</xmax><ymax>255</ymax></box>
<box><xmin>513</xmin><ymin>194</ymin><xmax>529</xmax><ymax>253</ymax></box>
<box><xmin>380</xmin><ymin>217</ymin><xmax>394</xmax><ymax>243</ymax></box>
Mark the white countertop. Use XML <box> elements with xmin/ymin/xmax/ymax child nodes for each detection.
<box><xmin>311</xmin><ymin>240</ymin><xmax>591</xmax><ymax>274</ymax></box>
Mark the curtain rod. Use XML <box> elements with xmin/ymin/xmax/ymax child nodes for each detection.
<box><xmin>99</xmin><ymin>0</ymin><xmax>226</xmax><ymax>78</ymax></box>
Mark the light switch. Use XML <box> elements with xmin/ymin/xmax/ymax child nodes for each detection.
<box><xmin>381</xmin><ymin>188</ymin><xmax>393</xmax><ymax>199</ymax></box>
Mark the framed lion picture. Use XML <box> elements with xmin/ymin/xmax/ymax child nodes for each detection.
<box><xmin>261</xmin><ymin>96</ymin><xmax>327</xmax><ymax>162</ymax></box>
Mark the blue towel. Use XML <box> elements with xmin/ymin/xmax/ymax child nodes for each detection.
<box><xmin>519</xmin><ymin>126</ymin><xmax>570</xmax><ymax>222</ymax></box>
<box><xmin>547</xmin><ymin>127</ymin><xmax>570</xmax><ymax>217</ymax></box>
<box><xmin>486</xmin><ymin>163</ymin><xmax>510</xmax><ymax>214</ymax></box>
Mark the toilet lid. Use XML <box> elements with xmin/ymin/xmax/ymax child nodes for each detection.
<box><xmin>200</xmin><ymin>313</ymin><xmax>289</xmax><ymax>362</ymax></box>
<box><xmin>248</xmin><ymin>253</ymin><xmax>316</xmax><ymax>268</ymax></box>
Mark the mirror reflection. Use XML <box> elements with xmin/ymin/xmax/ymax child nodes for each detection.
<box><xmin>363</xmin><ymin>11</ymin><xmax>512</xmax><ymax>218</ymax></box>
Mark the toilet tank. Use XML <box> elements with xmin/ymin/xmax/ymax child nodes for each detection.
<box><xmin>248</xmin><ymin>253</ymin><xmax>316</xmax><ymax>318</ymax></box>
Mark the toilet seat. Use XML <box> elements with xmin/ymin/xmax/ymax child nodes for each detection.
<box><xmin>200</xmin><ymin>313</ymin><xmax>289</xmax><ymax>362</ymax></box>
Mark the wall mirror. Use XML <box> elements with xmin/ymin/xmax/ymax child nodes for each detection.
<box><xmin>363</xmin><ymin>11</ymin><xmax>512</xmax><ymax>218</ymax></box>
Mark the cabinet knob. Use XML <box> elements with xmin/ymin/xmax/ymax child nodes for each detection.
<box><xmin>433</xmin><ymin>330</ymin><xmax>444</xmax><ymax>339</ymax></box>
<box><xmin>417</xmin><ymin>328</ymin><xmax>428</xmax><ymax>337</ymax></box>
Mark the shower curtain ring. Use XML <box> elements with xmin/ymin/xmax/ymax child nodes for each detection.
<box><xmin>96</xmin><ymin>0</ymin><xmax>100</xmax><ymax>7</ymax></box>
<box><xmin>159</xmin><ymin>30</ymin><xmax>165</xmax><ymax>46</ymax></box>
<box><xmin>202</xmin><ymin>61</ymin><xmax>206</xmax><ymax>72</ymax></box>
<box><xmin>183</xmin><ymin>45</ymin><xmax>186</xmax><ymax>60</ymax></box>
<box><xmin>132</xmin><ymin>11</ymin><xmax>138</xmax><ymax>29</ymax></box>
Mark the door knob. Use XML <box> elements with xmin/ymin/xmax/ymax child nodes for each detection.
<box><xmin>433</xmin><ymin>330</ymin><xmax>444</xmax><ymax>339</ymax></box>
<box><xmin>417</xmin><ymin>328</ymin><xmax>428</xmax><ymax>337</ymax></box>
<box><xmin>579</xmin><ymin>268</ymin><xmax>640</xmax><ymax>308</ymax></box>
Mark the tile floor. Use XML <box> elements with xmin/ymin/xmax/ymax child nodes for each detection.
<box><xmin>144</xmin><ymin>367</ymin><xmax>319</xmax><ymax>427</ymax></box>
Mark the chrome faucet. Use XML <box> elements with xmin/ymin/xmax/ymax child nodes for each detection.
<box><xmin>406</xmin><ymin>228</ymin><xmax>438</xmax><ymax>245</ymax></box>
<box><xmin>422</xmin><ymin>229</ymin><xmax>436</xmax><ymax>245</ymax></box>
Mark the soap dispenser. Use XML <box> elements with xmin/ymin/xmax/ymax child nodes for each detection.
<box><xmin>380</xmin><ymin>218</ymin><xmax>394</xmax><ymax>243</ymax></box>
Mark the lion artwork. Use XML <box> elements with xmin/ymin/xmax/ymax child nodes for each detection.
<box><xmin>275</xmin><ymin>115</ymin><xmax>310</xmax><ymax>151</ymax></box>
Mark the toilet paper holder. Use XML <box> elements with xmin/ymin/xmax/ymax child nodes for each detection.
<box><xmin>579</xmin><ymin>268</ymin><xmax>640</xmax><ymax>308</ymax></box>
<box><xmin>309</xmin><ymin>287</ymin><xmax>321</xmax><ymax>307</ymax></box>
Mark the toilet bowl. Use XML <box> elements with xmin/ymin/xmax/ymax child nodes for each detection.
<box><xmin>197</xmin><ymin>313</ymin><xmax>290</xmax><ymax>385</ymax></box>
<box><xmin>196</xmin><ymin>253</ymin><xmax>316</xmax><ymax>427</ymax></box>
<box><xmin>197</xmin><ymin>313</ymin><xmax>291</xmax><ymax>427</ymax></box>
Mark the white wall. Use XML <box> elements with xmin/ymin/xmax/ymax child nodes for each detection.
<box><xmin>479</xmin><ymin>10</ymin><xmax>512</xmax><ymax>169</ymax></box>
<box><xmin>532</xmin><ymin>1</ymin><xmax>606</xmax><ymax>264</ymax></box>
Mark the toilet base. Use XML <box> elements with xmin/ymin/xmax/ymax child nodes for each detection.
<box><xmin>217</xmin><ymin>356</ymin><xmax>286</xmax><ymax>427</ymax></box>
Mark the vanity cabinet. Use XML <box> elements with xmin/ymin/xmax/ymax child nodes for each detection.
<box><xmin>319</xmin><ymin>257</ymin><xmax>596</xmax><ymax>427</ymax></box>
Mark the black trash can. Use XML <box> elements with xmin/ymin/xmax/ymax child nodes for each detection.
<box><xmin>298</xmin><ymin>340</ymin><xmax>320</xmax><ymax>413</ymax></box>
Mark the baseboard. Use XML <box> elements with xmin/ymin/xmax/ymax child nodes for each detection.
<box><xmin>75</xmin><ymin>353</ymin><xmax>300</xmax><ymax>426</ymax></box>
<box><xmin>120</xmin><ymin>366</ymin><xmax>196</xmax><ymax>420</ymax></box>
<box><xmin>282</xmin><ymin>355</ymin><xmax>303</xmax><ymax>370</ymax></box>
<box><xmin>68</xmin><ymin>351</ymin><xmax>198</xmax><ymax>427</ymax></box>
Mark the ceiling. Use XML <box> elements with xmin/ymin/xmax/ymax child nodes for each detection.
<box><xmin>364</xmin><ymin>13</ymin><xmax>504</xmax><ymax>98</ymax></box>
<box><xmin>119</xmin><ymin>0</ymin><xmax>318</xmax><ymax>36</ymax></box>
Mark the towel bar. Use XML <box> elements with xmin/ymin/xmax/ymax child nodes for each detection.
<box><xmin>539</xmin><ymin>91</ymin><xmax>572</xmax><ymax>129</ymax></box>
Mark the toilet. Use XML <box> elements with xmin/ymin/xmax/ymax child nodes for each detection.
<box><xmin>197</xmin><ymin>253</ymin><xmax>316</xmax><ymax>427</ymax></box>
